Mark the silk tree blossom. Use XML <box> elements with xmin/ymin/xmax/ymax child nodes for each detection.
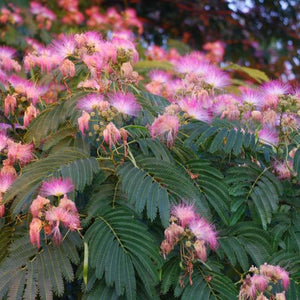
<box><xmin>0</xmin><ymin>46</ymin><xmax>21</xmax><ymax>72</ymax></box>
<box><xmin>241</xmin><ymin>89</ymin><xmax>262</xmax><ymax>108</ymax></box>
<box><xmin>179</xmin><ymin>97</ymin><xmax>213</xmax><ymax>123</ymax></box>
<box><xmin>0</xmin><ymin>134</ymin><xmax>8</xmax><ymax>151</ymax></box>
<box><xmin>239</xmin><ymin>264</ymin><xmax>289</xmax><ymax>300</ymax></box>
<box><xmin>258</xmin><ymin>128</ymin><xmax>279</xmax><ymax>146</ymax></box>
<box><xmin>59</xmin><ymin>59</ymin><xmax>76</xmax><ymax>77</ymax></box>
<box><xmin>150</xmin><ymin>114</ymin><xmax>179</xmax><ymax>148</ymax></box>
<box><xmin>51</xmin><ymin>34</ymin><xmax>76</xmax><ymax>58</ymax></box>
<box><xmin>111</xmin><ymin>37</ymin><xmax>139</xmax><ymax>62</ymax></box>
<box><xmin>102</xmin><ymin>122</ymin><xmax>122</xmax><ymax>149</ymax></box>
<box><xmin>171</xmin><ymin>203</ymin><xmax>197</xmax><ymax>228</ymax></box>
<box><xmin>259</xmin><ymin>264</ymin><xmax>290</xmax><ymax>290</ymax></box>
<box><xmin>0</xmin><ymin>172</ymin><xmax>16</xmax><ymax>194</ymax></box>
<box><xmin>40</xmin><ymin>177</ymin><xmax>75</xmax><ymax>197</ymax></box>
<box><xmin>30</xmin><ymin>195</ymin><xmax>50</xmax><ymax>218</ymax></box>
<box><xmin>77</xmin><ymin>94</ymin><xmax>109</xmax><ymax>112</ymax></box>
<box><xmin>189</xmin><ymin>218</ymin><xmax>218</xmax><ymax>250</ymax></box>
<box><xmin>7</xmin><ymin>140</ymin><xmax>34</xmax><ymax>165</ymax></box>
<box><xmin>273</xmin><ymin>160</ymin><xmax>294</xmax><ymax>180</ymax></box>
<box><xmin>4</xmin><ymin>94</ymin><xmax>17</xmax><ymax>116</ymax></box>
<box><xmin>23</xmin><ymin>103</ymin><xmax>39</xmax><ymax>127</ymax></box>
<box><xmin>29</xmin><ymin>218</ymin><xmax>43</xmax><ymax>249</ymax></box>
<box><xmin>78</xmin><ymin>111</ymin><xmax>90</xmax><ymax>135</ymax></box>
<box><xmin>8</xmin><ymin>75</ymin><xmax>47</xmax><ymax>104</ymax></box>
<box><xmin>202</xmin><ymin>66</ymin><xmax>230</xmax><ymax>89</ymax></box>
<box><xmin>110</xmin><ymin>92</ymin><xmax>140</xmax><ymax>116</ymax></box>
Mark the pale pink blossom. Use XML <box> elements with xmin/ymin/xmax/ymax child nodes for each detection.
<box><xmin>78</xmin><ymin>111</ymin><xmax>90</xmax><ymax>135</ymax></box>
<box><xmin>0</xmin><ymin>134</ymin><xmax>8</xmax><ymax>151</ymax></box>
<box><xmin>160</xmin><ymin>239</ymin><xmax>173</xmax><ymax>257</ymax></box>
<box><xmin>259</xmin><ymin>263</ymin><xmax>290</xmax><ymax>290</ymax></box>
<box><xmin>77</xmin><ymin>94</ymin><xmax>110</xmax><ymax>112</ymax></box>
<box><xmin>23</xmin><ymin>104</ymin><xmax>39</xmax><ymax>127</ymax></box>
<box><xmin>194</xmin><ymin>239</ymin><xmax>207</xmax><ymax>261</ymax></box>
<box><xmin>150</xmin><ymin>114</ymin><xmax>180</xmax><ymax>148</ymax></box>
<box><xmin>102</xmin><ymin>122</ymin><xmax>121</xmax><ymax>149</ymax></box>
<box><xmin>59</xmin><ymin>59</ymin><xmax>76</xmax><ymax>77</ymax></box>
<box><xmin>171</xmin><ymin>203</ymin><xmax>197</xmax><ymax>227</ymax></box>
<box><xmin>179</xmin><ymin>97</ymin><xmax>212</xmax><ymax>123</ymax></box>
<box><xmin>110</xmin><ymin>92</ymin><xmax>141</xmax><ymax>116</ymax></box>
<box><xmin>59</xmin><ymin>194</ymin><xmax>78</xmax><ymax>213</ymax></box>
<box><xmin>273</xmin><ymin>161</ymin><xmax>293</xmax><ymax>180</ymax></box>
<box><xmin>40</xmin><ymin>177</ymin><xmax>74</xmax><ymax>197</ymax></box>
<box><xmin>4</xmin><ymin>94</ymin><xmax>17</xmax><ymax>116</ymax></box>
<box><xmin>29</xmin><ymin>218</ymin><xmax>43</xmax><ymax>249</ymax></box>
<box><xmin>30</xmin><ymin>195</ymin><xmax>50</xmax><ymax>218</ymax></box>
<box><xmin>189</xmin><ymin>218</ymin><xmax>218</xmax><ymax>250</ymax></box>
<box><xmin>251</xmin><ymin>274</ymin><xmax>268</xmax><ymax>293</ymax></box>
<box><xmin>258</xmin><ymin>128</ymin><xmax>279</xmax><ymax>146</ymax></box>
<box><xmin>7</xmin><ymin>140</ymin><xmax>34</xmax><ymax>165</ymax></box>
<box><xmin>164</xmin><ymin>223</ymin><xmax>184</xmax><ymax>245</ymax></box>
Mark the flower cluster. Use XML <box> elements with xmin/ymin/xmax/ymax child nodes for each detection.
<box><xmin>161</xmin><ymin>204</ymin><xmax>218</xmax><ymax>285</ymax></box>
<box><xmin>29</xmin><ymin>178</ymin><xmax>80</xmax><ymax>248</ymax></box>
<box><xmin>239</xmin><ymin>264</ymin><xmax>290</xmax><ymax>300</ymax></box>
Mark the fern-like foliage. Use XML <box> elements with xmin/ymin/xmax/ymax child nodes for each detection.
<box><xmin>0</xmin><ymin>231</ymin><xmax>82</xmax><ymax>300</ymax></box>
<box><xmin>218</xmin><ymin>222</ymin><xmax>273</xmax><ymax>270</ymax></box>
<box><xmin>117</xmin><ymin>155</ymin><xmax>211</xmax><ymax>227</ymax></box>
<box><xmin>183</xmin><ymin>119</ymin><xmax>258</xmax><ymax>156</ymax></box>
<box><xmin>225</xmin><ymin>163</ymin><xmax>283</xmax><ymax>228</ymax></box>
<box><xmin>84</xmin><ymin>206</ymin><xmax>162</xmax><ymax>300</ymax></box>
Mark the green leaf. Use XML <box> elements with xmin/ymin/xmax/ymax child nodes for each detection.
<box><xmin>225</xmin><ymin>63</ymin><xmax>269</xmax><ymax>83</ymax></box>
<box><xmin>0</xmin><ymin>232</ymin><xmax>81</xmax><ymax>299</ymax></box>
<box><xmin>84</xmin><ymin>206</ymin><xmax>162</xmax><ymax>299</ymax></box>
<box><xmin>134</xmin><ymin>60</ymin><xmax>174</xmax><ymax>72</ymax></box>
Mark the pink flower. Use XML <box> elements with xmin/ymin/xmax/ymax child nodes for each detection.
<box><xmin>102</xmin><ymin>122</ymin><xmax>121</xmax><ymax>149</ymax></box>
<box><xmin>171</xmin><ymin>203</ymin><xmax>197</xmax><ymax>227</ymax></box>
<box><xmin>59</xmin><ymin>59</ymin><xmax>76</xmax><ymax>77</ymax></box>
<box><xmin>29</xmin><ymin>218</ymin><xmax>43</xmax><ymax>249</ymax></box>
<box><xmin>0</xmin><ymin>172</ymin><xmax>16</xmax><ymax>193</ymax></box>
<box><xmin>258</xmin><ymin>128</ymin><xmax>279</xmax><ymax>146</ymax></box>
<box><xmin>78</xmin><ymin>111</ymin><xmax>90</xmax><ymax>135</ymax></box>
<box><xmin>251</xmin><ymin>274</ymin><xmax>268</xmax><ymax>293</ymax></box>
<box><xmin>259</xmin><ymin>263</ymin><xmax>290</xmax><ymax>290</ymax></box>
<box><xmin>149</xmin><ymin>70</ymin><xmax>171</xmax><ymax>83</ymax></box>
<box><xmin>0</xmin><ymin>134</ymin><xmax>8</xmax><ymax>151</ymax></box>
<box><xmin>189</xmin><ymin>218</ymin><xmax>218</xmax><ymax>250</ymax></box>
<box><xmin>59</xmin><ymin>194</ymin><xmax>78</xmax><ymax>213</ymax></box>
<box><xmin>30</xmin><ymin>195</ymin><xmax>50</xmax><ymax>218</ymax></box>
<box><xmin>51</xmin><ymin>223</ymin><xmax>62</xmax><ymax>245</ymax></box>
<box><xmin>110</xmin><ymin>92</ymin><xmax>141</xmax><ymax>116</ymax></box>
<box><xmin>202</xmin><ymin>66</ymin><xmax>230</xmax><ymax>89</ymax></box>
<box><xmin>7</xmin><ymin>140</ymin><xmax>34</xmax><ymax>165</ymax></box>
<box><xmin>77</xmin><ymin>94</ymin><xmax>110</xmax><ymax>112</ymax></box>
<box><xmin>40</xmin><ymin>178</ymin><xmax>74</xmax><ymax>197</ymax></box>
<box><xmin>164</xmin><ymin>223</ymin><xmax>184</xmax><ymax>245</ymax></box>
<box><xmin>273</xmin><ymin>161</ymin><xmax>293</xmax><ymax>180</ymax></box>
<box><xmin>150</xmin><ymin>114</ymin><xmax>180</xmax><ymax>148</ymax></box>
<box><xmin>4</xmin><ymin>94</ymin><xmax>17</xmax><ymax>116</ymax></box>
<box><xmin>241</xmin><ymin>89</ymin><xmax>262</xmax><ymax>108</ymax></box>
<box><xmin>160</xmin><ymin>240</ymin><xmax>173</xmax><ymax>257</ymax></box>
<box><xmin>179</xmin><ymin>97</ymin><xmax>212</xmax><ymax>123</ymax></box>
<box><xmin>112</xmin><ymin>37</ymin><xmax>139</xmax><ymax>62</ymax></box>
<box><xmin>51</xmin><ymin>34</ymin><xmax>76</xmax><ymax>58</ymax></box>
<box><xmin>23</xmin><ymin>104</ymin><xmax>39</xmax><ymax>127</ymax></box>
<box><xmin>194</xmin><ymin>239</ymin><xmax>207</xmax><ymax>261</ymax></box>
